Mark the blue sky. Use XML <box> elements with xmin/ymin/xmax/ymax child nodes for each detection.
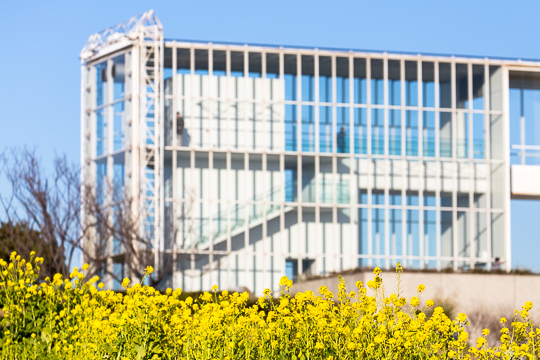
<box><xmin>1</xmin><ymin>0</ymin><xmax>539</xmax><ymax>271</ymax></box>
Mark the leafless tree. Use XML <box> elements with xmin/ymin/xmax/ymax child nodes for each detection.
<box><xmin>0</xmin><ymin>148</ymin><xmax>83</xmax><ymax>277</ymax></box>
<box><xmin>0</xmin><ymin>147</ymin><xmax>199</xmax><ymax>289</ymax></box>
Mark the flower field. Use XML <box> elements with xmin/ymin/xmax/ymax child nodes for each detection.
<box><xmin>0</xmin><ymin>253</ymin><xmax>538</xmax><ymax>359</ymax></box>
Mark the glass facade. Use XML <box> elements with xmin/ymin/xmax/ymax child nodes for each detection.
<box><xmin>82</xmin><ymin>20</ymin><xmax>532</xmax><ymax>294</ymax></box>
<box><xmin>156</xmin><ymin>44</ymin><xmax>507</xmax><ymax>294</ymax></box>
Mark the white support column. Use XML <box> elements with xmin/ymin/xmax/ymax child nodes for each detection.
<box><xmin>434</xmin><ymin>61</ymin><xmax>442</xmax><ymax>271</ymax></box>
<box><xmin>451</xmin><ymin>58</ymin><xmax>458</xmax><ymax>271</ymax></box>
<box><xmin>484</xmin><ymin>61</ymin><xmax>492</xmax><ymax>271</ymax></box>
<box><xmin>468</xmin><ymin>62</ymin><xmax>475</xmax><ymax>269</ymax></box>
<box><xmin>502</xmin><ymin>66</ymin><xmax>512</xmax><ymax>272</ymax></box>
<box><xmin>383</xmin><ymin>55</ymin><xmax>390</xmax><ymax>270</ymax></box>
<box><xmin>349</xmin><ymin>53</ymin><xmax>356</xmax><ymax>270</ymax></box>
<box><xmin>226</xmin><ymin>151</ymin><xmax>232</xmax><ymax>289</ymax></box>
<box><xmin>418</xmin><ymin>57</ymin><xmax>425</xmax><ymax>269</ymax></box>
<box><xmin>80</xmin><ymin>60</ymin><xmax>88</xmax><ymax>266</ymax></box>
<box><xmin>400</xmin><ymin>60</ymin><xmax>407</xmax><ymax>268</ymax></box>
<box><xmin>366</xmin><ymin>57</ymin><xmax>373</xmax><ymax>267</ymax></box>
<box><xmin>171</xmin><ymin>43</ymin><xmax>178</xmax><ymax>289</ymax></box>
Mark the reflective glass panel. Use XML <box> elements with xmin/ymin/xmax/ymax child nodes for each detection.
<box><xmin>284</xmin><ymin>55</ymin><xmax>297</xmax><ymax>101</ymax></box>
<box><xmin>301</xmin><ymin>55</ymin><xmax>315</xmax><ymax>102</ymax></box>
<box><xmin>231</xmin><ymin>51</ymin><xmax>244</xmax><ymax>78</ymax></box>
<box><xmin>371</xmin><ymin>109</ymin><xmax>384</xmax><ymax>155</ymax></box>
<box><xmin>319</xmin><ymin>56</ymin><xmax>332</xmax><ymax>103</ymax></box>
<box><xmin>389</xmin><ymin>109</ymin><xmax>401</xmax><ymax>155</ymax></box>
<box><xmin>423</xmin><ymin>111</ymin><xmax>435</xmax><ymax>157</ymax></box>
<box><xmin>405</xmin><ymin>61</ymin><xmax>418</xmax><ymax>106</ymax></box>
<box><xmin>112</xmin><ymin>54</ymin><xmax>125</xmax><ymax>100</ymax></box>
<box><xmin>285</xmin><ymin>104</ymin><xmax>297</xmax><ymax>151</ymax></box>
<box><xmin>439</xmin><ymin>63</ymin><xmax>452</xmax><ymax>108</ymax></box>
<box><xmin>336</xmin><ymin>107</ymin><xmax>349</xmax><ymax>153</ymax></box>
<box><xmin>473</xmin><ymin>113</ymin><xmax>485</xmax><ymax>159</ymax></box>
<box><xmin>195</xmin><ymin>49</ymin><xmax>209</xmax><ymax>75</ymax></box>
<box><xmin>406</xmin><ymin>110</ymin><xmax>418</xmax><ymax>156</ymax></box>
<box><xmin>319</xmin><ymin>106</ymin><xmax>333</xmax><ymax>153</ymax></box>
<box><xmin>249</xmin><ymin>52</ymin><xmax>262</xmax><ymax>78</ymax></box>
<box><xmin>302</xmin><ymin>105</ymin><xmax>315</xmax><ymax>152</ymax></box>
<box><xmin>388</xmin><ymin>60</ymin><xmax>401</xmax><ymax>106</ymax></box>
<box><xmin>422</xmin><ymin>62</ymin><xmax>435</xmax><ymax>107</ymax></box>
<box><xmin>371</xmin><ymin>59</ymin><xmax>384</xmax><ymax>105</ymax></box>
<box><xmin>336</xmin><ymin>57</ymin><xmax>350</xmax><ymax>103</ymax></box>
<box><xmin>354</xmin><ymin>108</ymin><xmax>367</xmax><ymax>154</ymax></box>
<box><xmin>472</xmin><ymin>65</ymin><xmax>485</xmax><ymax>110</ymax></box>
<box><xmin>95</xmin><ymin>61</ymin><xmax>107</xmax><ymax>107</ymax></box>
<box><xmin>440</xmin><ymin>112</ymin><xmax>452</xmax><ymax>157</ymax></box>
<box><xmin>353</xmin><ymin>58</ymin><xmax>367</xmax><ymax>104</ymax></box>
<box><xmin>456</xmin><ymin>63</ymin><xmax>468</xmax><ymax>109</ymax></box>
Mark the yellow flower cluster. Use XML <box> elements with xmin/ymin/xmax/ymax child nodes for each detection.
<box><xmin>0</xmin><ymin>255</ymin><xmax>537</xmax><ymax>359</ymax></box>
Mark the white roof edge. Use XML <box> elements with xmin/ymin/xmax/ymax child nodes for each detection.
<box><xmin>80</xmin><ymin>10</ymin><xmax>162</xmax><ymax>61</ymax></box>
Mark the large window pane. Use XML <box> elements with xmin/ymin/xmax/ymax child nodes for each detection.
<box><xmin>113</xmin><ymin>102</ymin><xmax>125</xmax><ymax>151</ymax></box>
<box><xmin>195</xmin><ymin>49</ymin><xmax>209</xmax><ymax>75</ymax></box>
<box><xmin>112</xmin><ymin>54</ymin><xmax>125</xmax><ymax>100</ymax></box>
<box><xmin>406</xmin><ymin>110</ymin><xmax>418</xmax><ymax>156</ymax></box>
<box><xmin>249</xmin><ymin>52</ymin><xmax>262</xmax><ymax>78</ymax></box>
<box><xmin>176</xmin><ymin>49</ymin><xmax>191</xmax><ymax>99</ymax></box>
<box><xmin>389</xmin><ymin>192</ymin><xmax>402</xmax><ymax>259</ymax></box>
<box><xmin>441</xmin><ymin>210</ymin><xmax>453</xmax><ymax>267</ymax></box>
<box><xmin>371</xmin><ymin>109</ymin><xmax>384</xmax><ymax>155</ymax></box>
<box><xmin>266</xmin><ymin>53</ymin><xmax>280</xmax><ymax>102</ymax></box>
<box><xmin>371</xmin><ymin>59</ymin><xmax>384</xmax><ymax>105</ymax></box>
<box><xmin>424</xmin><ymin>209</ymin><xmax>437</xmax><ymax>261</ymax></box>
<box><xmin>473</xmin><ymin>113</ymin><xmax>485</xmax><ymax>159</ymax></box>
<box><xmin>337</xmin><ymin>107</ymin><xmax>349</xmax><ymax>153</ymax></box>
<box><xmin>285</xmin><ymin>104</ymin><xmax>297</xmax><ymax>151</ymax></box>
<box><xmin>301</xmin><ymin>55</ymin><xmax>315</xmax><ymax>102</ymax></box>
<box><xmin>389</xmin><ymin>109</ymin><xmax>401</xmax><ymax>155</ymax></box>
<box><xmin>388</xmin><ymin>60</ymin><xmax>401</xmax><ymax>106</ymax></box>
<box><xmin>176</xmin><ymin>48</ymin><xmax>191</xmax><ymax>75</ymax></box>
<box><xmin>472</xmin><ymin>65</ymin><xmax>485</xmax><ymax>110</ymax></box>
<box><xmin>405</xmin><ymin>61</ymin><xmax>418</xmax><ymax>107</ymax></box>
<box><xmin>354</xmin><ymin>108</ymin><xmax>367</xmax><ymax>154</ymax></box>
<box><xmin>353</xmin><ymin>58</ymin><xmax>367</xmax><ymax>104</ymax></box>
<box><xmin>213</xmin><ymin>50</ymin><xmax>226</xmax><ymax>77</ymax></box>
<box><xmin>423</xmin><ymin>111</ymin><xmax>435</xmax><ymax>157</ymax></box>
<box><xmin>231</xmin><ymin>51</ymin><xmax>244</xmax><ymax>78</ymax></box>
<box><xmin>336</xmin><ymin>57</ymin><xmax>350</xmax><ymax>104</ymax></box>
<box><xmin>439</xmin><ymin>63</ymin><xmax>452</xmax><ymax>109</ymax></box>
<box><xmin>407</xmin><ymin>209</ymin><xmax>419</xmax><ymax>262</ymax></box>
<box><xmin>302</xmin><ymin>105</ymin><xmax>315</xmax><ymax>152</ymax></box>
<box><xmin>96</xmin><ymin>109</ymin><xmax>106</xmax><ymax>156</ymax></box>
<box><xmin>95</xmin><ymin>61</ymin><xmax>107</xmax><ymax>107</ymax></box>
<box><xmin>284</xmin><ymin>55</ymin><xmax>297</xmax><ymax>101</ymax></box>
<box><xmin>456</xmin><ymin>112</ymin><xmax>469</xmax><ymax>158</ymax></box>
<box><xmin>422</xmin><ymin>62</ymin><xmax>435</xmax><ymax>107</ymax></box>
<box><xmin>456</xmin><ymin>63</ymin><xmax>468</xmax><ymax>109</ymax></box>
<box><xmin>319</xmin><ymin>56</ymin><xmax>332</xmax><ymax>103</ymax></box>
<box><xmin>440</xmin><ymin>112</ymin><xmax>452</xmax><ymax>157</ymax></box>
<box><xmin>319</xmin><ymin>106</ymin><xmax>332</xmax><ymax>153</ymax></box>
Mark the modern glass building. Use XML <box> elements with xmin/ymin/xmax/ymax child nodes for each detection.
<box><xmin>81</xmin><ymin>11</ymin><xmax>540</xmax><ymax>294</ymax></box>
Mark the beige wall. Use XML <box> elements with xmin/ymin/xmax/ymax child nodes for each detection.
<box><xmin>291</xmin><ymin>271</ymin><xmax>540</xmax><ymax>319</ymax></box>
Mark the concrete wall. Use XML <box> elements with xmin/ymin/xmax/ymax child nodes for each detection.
<box><xmin>291</xmin><ymin>271</ymin><xmax>540</xmax><ymax>319</ymax></box>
